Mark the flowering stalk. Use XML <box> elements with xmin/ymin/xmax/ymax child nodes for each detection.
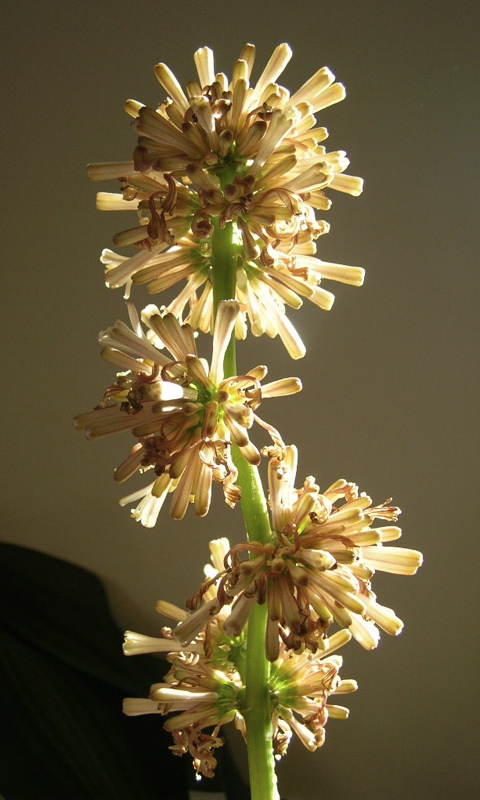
<box><xmin>77</xmin><ymin>42</ymin><xmax>422</xmax><ymax>800</ymax></box>
<box><xmin>211</xmin><ymin>218</ymin><xmax>279</xmax><ymax>798</ymax></box>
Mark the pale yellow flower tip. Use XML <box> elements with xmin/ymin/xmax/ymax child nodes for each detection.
<box><xmin>123</xmin><ymin>698</ymin><xmax>162</xmax><ymax>716</ymax></box>
<box><xmin>123</xmin><ymin>631</ymin><xmax>183</xmax><ymax>656</ymax></box>
<box><xmin>194</xmin><ymin>46</ymin><xmax>215</xmax><ymax>88</ymax></box>
<box><xmin>154</xmin><ymin>62</ymin><xmax>189</xmax><ymax>112</ymax></box>
<box><xmin>155</xmin><ymin>600</ymin><xmax>188</xmax><ymax>621</ymax></box>
<box><xmin>330</xmin><ymin>173</ymin><xmax>364</xmax><ymax>196</ymax></box>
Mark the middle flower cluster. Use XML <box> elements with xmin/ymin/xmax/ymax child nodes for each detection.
<box><xmin>179</xmin><ymin>448</ymin><xmax>422</xmax><ymax>659</ymax></box>
<box><xmin>75</xmin><ymin>300</ymin><xmax>301</xmax><ymax>522</ymax></box>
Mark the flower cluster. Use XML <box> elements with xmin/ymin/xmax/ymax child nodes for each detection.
<box><xmin>88</xmin><ymin>43</ymin><xmax>364</xmax><ymax>356</ymax></box>
<box><xmin>269</xmin><ymin>631</ymin><xmax>357</xmax><ymax>755</ymax></box>
<box><xmin>183</xmin><ymin>448</ymin><xmax>422</xmax><ymax>659</ymax></box>
<box><xmin>75</xmin><ymin>301</ymin><xmax>300</xmax><ymax>522</ymax></box>
<box><xmin>123</xmin><ymin>541</ymin><xmax>355</xmax><ymax>777</ymax></box>
<box><xmin>123</xmin><ymin>594</ymin><xmax>243</xmax><ymax>779</ymax></box>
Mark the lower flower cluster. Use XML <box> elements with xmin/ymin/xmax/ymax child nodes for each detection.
<box><xmin>123</xmin><ymin>544</ymin><xmax>356</xmax><ymax>778</ymax></box>
<box><xmin>123</xmin><ymin>450</ymin><xmax>422</xmax><ymax>777</ymax></box>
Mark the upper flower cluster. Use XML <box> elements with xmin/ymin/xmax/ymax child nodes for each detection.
<box><xmin>88</xmin><ymin>44</ymin><xmax>364</xmax><ymax>356</ymax></box>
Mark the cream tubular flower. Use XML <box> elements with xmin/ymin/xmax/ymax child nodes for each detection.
<box><xmin>75</xmin><ymin>301</ymin><xmax>301</xmax><ymax>522</ymax></box>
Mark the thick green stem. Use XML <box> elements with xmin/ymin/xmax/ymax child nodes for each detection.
<box><xmin>211</xmin><ymin>219</ymin><xmax>237</xmax><ymax>374</ymax></box>
<box><xmin>233</xmin><ymin>452</ymin><xmax>279</xmax><ymax>800</ymax></box>
<box><xmin>242</xmin><ymin>600</ymin><xmax>278</xmax><ymax>800</ymax></box>
<box><xmin>211</xmin><ymin>222</ymin><xmax>279</xmax><ymax>800</ymax></box>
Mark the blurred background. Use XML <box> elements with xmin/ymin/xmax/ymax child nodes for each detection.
<box><xmin>1</xmin><ymin>1</ymin><xmax>478</xmax><ymax>798</ymax></box>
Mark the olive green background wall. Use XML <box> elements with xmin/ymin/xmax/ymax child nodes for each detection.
<box><xmin>2</xmin><ymin>1</ymin><xmax>478</xmax><ymax>798</ymax></box>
